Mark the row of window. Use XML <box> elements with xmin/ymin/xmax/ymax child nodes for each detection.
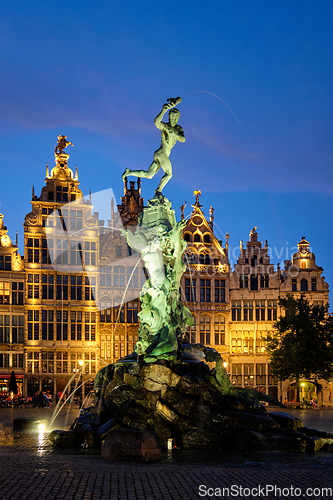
<box><xmin>0</xmin><ymin>353</ymin><xmax>24</xmax><ymax>368</ymax></box>
<box><xmin>0</xmin><ymin>281</ymin><xmax>24</xmax><ymax>305</ymax></box>
<box><xmin>231</xmin><ymin>300</ymin><xmax>277</xmax><ymax>322</ymax></box>
<box><xmin>239</xmin><ymin>275</ymin><xmax>269</xmax><ymax>290</ymax></box>
<box><xmin>184</xmin><ymin>278</ymin><xmax>226</xmax><ymax>303</ymax></box>
<box><xmin>100</xmin><ymin>300</ymin><xmax>139</xmax><ymax>323</ymax></box>
<box><xmin>27</xmin><ymin>310</ymin><xmax>97</xmax><ymax>341</ymax></box>
<box><xmin>26</xmin><ymin>237</ymin><xmax>97</xmax><ymax>266</ymax></box>
<box><xmin>184</xmin><ymin>233</ymin><xmax>211</xmax><ymax>243</ymax></box>
<box><xmin>100</xmin><ymin>333</ymin><xmax>139</xmax><ymax>361</ymax></box>
<box><xmin>231</xmin><ymin>363</ymin><xmax>277</xmax><ymax>386</ymax></box>
<box><xmin>292</xmin><ymin>278</ymin><xmax>317</xmax><ymax>292</ymax></box>
<box><xmin>231</xmin><ymin>331</ymin><xmax>267</xmax><ymax>354</ymax></box>
<box><xmin>184</xmin><ymin>314</ymin><xmax>226</xmax><ymax>345</ymax></box>
<box><xmin>0</xmin><ymin>255</ymin><xmax>11</xmax><ymax>270</ymax></box>
<box><xmin>0</xmin><ymin>315</ymin><xmax>24</xmax><ymax>343</ymax></box>
<box><xmin>27</xmin><ymin>350</ymin><xmax>97</xmax><ymax>374</ymax></box>
<box><xmin>27</xmin><ymin>273</ymin><xmax>96</xmax><ymax>301</ymax></box>
<box><xmin>100</xmin><ymin>266</ymin><xmax>146</xmax><ymax>288</ymax></box>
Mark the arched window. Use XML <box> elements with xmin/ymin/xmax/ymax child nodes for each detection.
<box><xmin>199</xmin><ymin>253</ymin><xmax>205</xmax><ymax>264</ymax></box>
<box><xmin>204</xmin><ymin>234</ymin><xmax>211</xmax><ymax>243</ymax></box>
<box><xmin>300</xmin><ymin>279</ymin><xmax>308</xmax><ymax>291</ymax></box>
<box><xmin>42</xmin><ymin>378</ymin><xmax>54</xmax><ymax>394</ymax></box>
<box><xmin>184</xmin><ymin>233</ymin><xmax>191</xmax><ymax>242</ymax></box>
<box><xmin>200</xmin><ymin>314</ymin><xmax>211</xmax><ymax>345</ymax></box>
<box><xmin>194</xmin><ymin>233</ymin><xmax>201</xmax><ymax>243</ymax></box>
<box><xmin>185</xmin><ymin>251</ymin><xmax>196</xmax><ymax>264</ymax></box>
<box><xmin>214</xmin><ymin>315</ymin><xmax>225</xmax><ymax>345</ymax></box>
<box><xmin>27</xmin><ymin>378</ymin><xmax>39</xmax><ymax>396</ymax></box>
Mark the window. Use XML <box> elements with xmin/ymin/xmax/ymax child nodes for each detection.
<box><xmin>56</xmin><ymin>311</ymin><xmax>68</xmax><ymax>341</ymax></box>
<box><xmin>311</xmin><ymin>278</ymin><xmax>317</xmax><ymax>291</ymax></box>
<box><xmin>239</xmin><ymin>275</ymin><xmax>249</xmax><ymax>289</ymax></box>
<box><xmin>0</xmin><ymin>255</ymin><xmax>11</xmax><ymax>270</ymax></box>
<box><xmin>116</xmin><ymin>246</ymin><xmax>122</xmax><ymax>257</ymax></box>
<box><xmin>12</xmin><ymin>315</ymin><xmax>24</xmax><ymax>343</ymax></box>
<box><xmin>185</xmin><ymin>323</ymin><xmax>196</xmax><ymax>344</ymax></box>
<box><xmin>267</xmin><ymin>300</ymin><xmax>277</xmax><ymax>321</ymax></box>
<box><xmin>85</xmin><ymin>311</ymin><xmax>96</xmax><ymax>341</ymax></box>
<box><xmin>243</xmin><ymin>333</ymin><xmax>254</xmax><ymax>354</ymax></box>
<box><xmin>256</xmin><ymin>363</ymin><xmax>266</xmax><ymax>385</ymax></box>
<box><xmin>292</xmin><ymin>278</ymin><xmax>297</xmax><ymax>291</ymax></box>
<box><xmin>114</xmin><ymin>266</ymin><xmax>125</xmax><ymax>287</ymax></box>
<box><xmin>244</xmin><ymin>363</ymin><xmax>254</xmax><ymax>386</ymax></box>
<box><xmin>185</xmin><ymin>278</ymin><xmax>196</xmax><ymax>302</ymax></box>
<box><xmin>84</xmin><ymin>276</ymin><xmax>95</xmax><ymax>301</ymax></box>
<box><xmin>0</xmin><ymin>315</ymin><xmax>10</xmax><ymax>343</ymax></box>
<box><xmin>42</xmin><ymin>351</ymin><xmax>54</xmax><ymax>374</ymax></box>
<box><xmin>256</xmin><ymin>332</ymin><xmax>266</xmax><ymax>353</ymax></box>
<box><xmin>300</xmin><ymin>279</ymin><xmax>308</xmax><ymax>291</ymax></box>
<box><xmin>268</xmin><ymin>364</ymin><xmax>278</xmax><ymax>385</ymax></box>
<box><xmin>250</xmin><ymin>275</ymin><xmax>258</xmax><ymax>290</ymax></box>
<box><xmin>56</xmin><ymin>275</ymin><xmax>68</xmax><ymax>300</ymax></box>
<box><xmin>0</xmin><ymin>282</ymin><xmax>10</xmax><ymax>304</ymax></box>
<box><xmin>184</xmin><ymin>233</ymin><xmax>191</xmax><ymax>242</ymax></box>
<box><xmin>42</xmin><ymin>310</ymin><xmax>54</xmax><ymax>341</ymax></box>
<box><xmin>200</xmin><ymin>314</ymin><xmax>211</xmax><ymax>345</ymax></box>
<box><xmin>12</xmin><ymin>282</ymin><xmax>22</xmax><ymax>305</ymax></box>
<box><xmin>12</xmin><ymin>353</ymin><xmax>23</xmax><ymax>368</ymax></box>
<box><xmin>56</xmin><ymin>351</ymin><xmax>68</xmax><ymax>374</ymax></box>
<box><xmin>54</xmin><ymin>238</ymin><xmax>69</xmax><ymax>265</ymax></box>
<box><xmin>184</xmin><ymin>251</ymin><xmax>196</xmax><ymax>264</ymax></box>
<box><xmin>214</xmin><ymin>280</ymin><xmax>225</xmax><ymax>302</ymax></box>
<box><xmin>214</xmin><ymin>315</ymin><xmax>225</xmax><ymax>345</ymax></box>
<box><xmin>69</xmin><ymin>209</ymin><xmax>82</xmax><ymax>229</ymax></box>
<box><xmin>243</xmin><ymin>300</ymin><xmax>253</xmax><ymax>321</ymax></box>
<box><xmin>0</xmin><ymin>353</ymin><xmax>10</xmax><ymax>368</ymax></box>
<box><xmin>127</xmin><ymin>301</ymin><xmax>139</xmax><ymax>323</ymax></box>
<box><xmin>231</xmin><ymin>364</ymin><xmax>242</xmax><ymax>386</ymax></box>
<box><xmin>251</xmin><ymin>254</ymin><xmax>257</xmax><ymax>267</ymax></box>
<box><xmin>27</xmin><ymin>238</ymin><xmax>40</xmax><ymax>263</ymax></box>
<box><xmin>28</xmin><ymin>274</ymin><xmax>40</xmax><ymax>299</ymax></box>
<box><xmin>84</xmin><ymin>241</ymin><xmax>96</xmax><ymax>265</ymax></box>
<box><xmin>100</xmin><ymin>299</ymin><xmax>112</xmax><ymax>323</ymax></box>
<box><xmin>200</xmin><ymin>279</ymin><xmax>211</xmax><ymax>302</ymax></box>
<box><xmin>42</xmin><ymin>207</ymin><xmax>54</xmax><ymax>227</ymax></box>
<box><xmin>260</xmin><ymin>275</ymin><xmax>269</xmax><ymax>288</ymax></box>
<box><xmin>100</xmin><ymin>266</ymin><xmax>112</xmax><ymax>287</ymax></box>
<box><xmin>28</xmin><ymin>310</ymin><xmax>39</xmax><ymax>340</ymax></box>
<box><xmin>27</xmin><ymin>352</ymin><xmax>39</xmax><ymax>373</ymax></box>
<box><xmin>42</xmin><ymin>238</ymin><xmax>53</xmax><ymax>264</ymax></box>
<box><xmin>70</xmin><ymin>275</ymin><xmax>82</xmax><ymax>300</ymax></box>
<box><xmin>203</xmin><ymin>234</ymin><xmax>211</xmax><ymax>243</ymax></box>
<box><xmin>194</xmin><ymin>233</ymin><xmax>201</xmax><ymax>242</ymax></box>
<box><xmin>231</xmin><ymin>332</ymin><xmax>242</xmax><ymax>354</ymax></box>
<box><xmin>127</xmin><ymin>266</ymin><xmax>139</xmax><ymax>288</ymax></box>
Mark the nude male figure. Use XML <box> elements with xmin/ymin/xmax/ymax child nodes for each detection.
<box><xmin>122</xmin><ymin>97</ymin><xmax>185</xmax><ymax>195</ymax></box>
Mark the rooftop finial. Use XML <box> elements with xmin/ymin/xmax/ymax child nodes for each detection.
<box><xmin>192</xmin><ymin>189</ymin><xmax>202</xmax><ymax>208</ymax></box>
<box><xmin>75</xmin><ymin>166</ymin><xmax>78</xmax><ymax>180</ymax></box>
<box><xmin>180</xmin><ymin>201</ymin><xmax>187</xmax><ymax>220</ymax></box>
<box><xmin>55</xmin><ymin>135</ymin><xmax>74</xmax><ymax>156</ymax></box>
<box><xmin>46</xmin><ymin>163</ymin><xmax>49</xmax><ymax>177</ymax></box>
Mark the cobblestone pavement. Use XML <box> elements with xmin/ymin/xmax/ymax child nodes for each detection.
<box><xmin>0</xmin><ymin>408</ymin><xmax>332</xmax><ymax>500</ymax></box>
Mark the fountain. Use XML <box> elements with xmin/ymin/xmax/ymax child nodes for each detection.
<box><xmin>49</xmin><ymin>98</ymin><xmax>333</xmax><ymax>459</ymax></box>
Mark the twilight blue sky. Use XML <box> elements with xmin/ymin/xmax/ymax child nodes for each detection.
<box><xmin>0</xmin><ymin>1</ymin><xmax>332</xmax><ymax>306</ymax></box>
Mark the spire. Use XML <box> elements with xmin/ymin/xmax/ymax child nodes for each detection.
<box><xmin>180</xmin><ymin>201</ymin><xmax>187</xmax><ymax>220</ymax></box>
<box><xmin>209</xmin><ymin>206</ymin><xmax>214</xmax><ymax>229</ymax></box>
<box><xmin>137</xmin><ymin>177</ymin><xmax>141</xmax><ymax>195</ymax></box>
<box><xmin>75</xmin><ymin>166</ymin><xmax>78</xmax><ymax>180</ymax></box>
<box><xmin>16</xmin><ymin>232</ymin><xmax>18</xmax><ymax>247</ymax></box>
<box><xmin>124</xmin><ymin>176</ymin><xmax>128</xmax><ymax>196</ymax></box>
<box><xmin>89</xmin><ymin>190</ymin><xmax>92</xmax><ymax>204</ymax></box>
<box><xmin>225</xmin><ymin>232</ymin><xmax>229</xmax><ymax>249</ymax></box>
<box><xmin>32</xmin><ymin>185</ymin><xmax>35</xmax><ymax>200</ymax></box>
<box><xmin>46</xmin><ymin>163</ymin><xmax>49</xmax><ymax>177</ymax></box>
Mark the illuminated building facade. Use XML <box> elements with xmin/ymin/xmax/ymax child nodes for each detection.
<box><xmin>0</xmin><ymin>214</ymin><xmax>25</xmax><ymax>395</ymax></box>
<box><xmin>0</xmin><ymin>139</ymin><xmax>330</xmax><ymax>404</ymax></box>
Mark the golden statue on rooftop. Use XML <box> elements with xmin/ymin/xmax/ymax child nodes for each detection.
<box><xmin>55</xmin><ymin>135</ymin><xmax>74</xmax><ymax>156</ymax></box>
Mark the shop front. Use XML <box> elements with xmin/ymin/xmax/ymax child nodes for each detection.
<box><xmin>0</xmin><ymin>373</ymin><xmax>24</xmax><ymax>397</ymax></box>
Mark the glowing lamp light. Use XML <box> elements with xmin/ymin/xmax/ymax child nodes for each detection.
<box><xmin>223</xmin><ymin>362</ymin><xmax>228</xmax><ymax>368</ymax></box>
<box><xmin>301</xmin><ymin>382</ymin><xmax>305</xmax><ymax>387</ymax></box>
<box><xmin>38</xmin><ymin>423</ymin><xmax>45</xmax><ymax>431</ymax></box>
<box><xmin>78</xmin><ymin>359</ymin><xmax>84</xmax><ymax>367</ymax></box>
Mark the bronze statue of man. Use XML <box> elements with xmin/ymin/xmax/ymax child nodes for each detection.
<box><xmin>122</xmin><ymin>97</ymin><xmax>185</xmax><ymax>195</ymax></box>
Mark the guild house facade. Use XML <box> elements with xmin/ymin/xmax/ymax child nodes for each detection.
<box><xmin>0</xmin><ymin>138</ymin><xmax>330</xmax><ymax>405</ymax></box>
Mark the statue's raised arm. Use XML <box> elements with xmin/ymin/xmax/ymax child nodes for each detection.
<box><xmin>122</xmin><ymin>97</ymin><xmax>184</xmax><ymax>195</ymax></box>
